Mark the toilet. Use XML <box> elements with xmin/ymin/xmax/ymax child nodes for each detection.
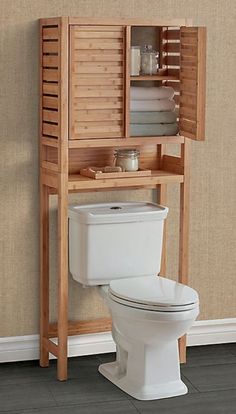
<box><xmin>68</xmin><ymin>202</ymin><xmax>199</xmax><ymax>401</ymax></box>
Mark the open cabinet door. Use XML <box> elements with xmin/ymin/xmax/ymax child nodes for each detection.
<box><xmin>179</xmin><ymin>27</ymin><xmax>206</xmax><ymax>141</ymax></box>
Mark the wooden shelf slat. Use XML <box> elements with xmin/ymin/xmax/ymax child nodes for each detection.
<box><xmin>69</xmin><ymin>135</ymin><xmax>184</xmax><ymax>148</ymax></box>
<box><xmin>41</xmin><ymin>137</ymin><xmax>59</xmax><ymax>148</ymax></box>
<box><xmin>68</xmin><ymin>17</ymin><xmax>187</xmax><ymax>27</ymax></box>
<box><xmin>49</xmin><ymin>318</ymin><xmax>112</xmax><ymax>338</ymax></box>
<box><xmin>68</xmin><ymin>170</ymin><xmax>184</xmax><ymax>191</ymax></box>
<box><xmin>130</xmin><ymin>75</ymin><xmax>179</xmax><ymax>81</ymax></box>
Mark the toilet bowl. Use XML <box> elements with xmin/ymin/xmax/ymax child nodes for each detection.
<box><xmin>98</xmin><ymin>275</ymin><xmax>199</xmax><ymax>400</ymax></box>
<box><xmin>68</xmin><ymin>202</ymin><xmax>199</xmax><ymax>400</ymax></box>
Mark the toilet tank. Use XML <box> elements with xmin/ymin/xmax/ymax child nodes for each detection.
<box><xmin>68</xmin><ymin>202</ymin><xmax>168</xmax><ymax>286</ymax></box>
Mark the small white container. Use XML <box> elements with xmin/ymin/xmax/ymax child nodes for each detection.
<box><xmin>131</xmin><ymin>46</ymin><xmax>141</xmax><ymax>76</ymax></box>
<box><xmin>114</xmin><ymin>149</ymin><xmax>140</xmax><ymax>172</ymax></box>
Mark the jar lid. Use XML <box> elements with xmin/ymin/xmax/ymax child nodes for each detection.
<box><xmin>141</xmin><ymin>44</ymin><xmax>158</xmax><ymax>55</ymax></box>
<box><xmin>114</xmin><ymin>148</ymin><xmax>140</xmax><ymax>158</ymax></box>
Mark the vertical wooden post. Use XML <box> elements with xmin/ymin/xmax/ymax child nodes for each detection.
<box><xmin>157</xmin><ymin>25</ymin><xmax>166</xmax><ymax>276</ymax></box>
<box><xmin>157</xmin><ymin>144</ymin><xmax>167</xmax><ymax>276</ymax></box>
<box><xmin>57</xmin><ymin>172</ymin><xmax>68</xmax><ymax>380</ymax></box>
<box><xmin>39</xmin><ymin>19</ymin><xmax>50</xmax><ymax>367</ymax></box>
<box><xmin>57</xmin><ymin>17</ymin><xmax>69</xmax><ymax>381</ymax></box>
<box><xmin>159</xmin><ymin>183</ymin><xmax>167</xmax><ymax>276</ymax></box>
<box><xmin>158</xmin><ymin>26</ymin><xmax>164</xmax><ymax>70</ymax></box>
<box><xmin>125</xmin><ymin>26</ymin><xmax>131</xmax><ymax>138</ymax></box>
<box><xmin>40</xmin><ymin>183</ymin><xmax>50</xmax><ymax>367</ymax></box>
<box><xmin>178</xmin><ymin>138</ymin><xmax>191</xmax><ymax>362</ymax></box>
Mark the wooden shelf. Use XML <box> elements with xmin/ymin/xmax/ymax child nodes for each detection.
<box><xmin>68</xmin><ymin>135</ymin><xmax>184</xmax><ymax>148</ymax></box>
<box><xmin>68</xmin><ymin>170</ymin><xmax>184</xmax><ymax>191</ymax></box>
<box><xmin>130</xmin><ymin>75</ymin><xmax>179</xmax><ymax>81</ymax></box>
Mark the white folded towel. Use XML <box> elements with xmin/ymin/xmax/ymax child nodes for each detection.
<box><xmin>130</xmin><ymin>99</ymin><xmax>175</xmax><ymax>112</ymax></box>
<box><xmin>130</xmin><ymin>86</ymin><xmax>175</xmax><ymax>100</ymax></box>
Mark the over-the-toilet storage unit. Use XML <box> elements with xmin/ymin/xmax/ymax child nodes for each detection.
<box><xmin>39</xmin><ymin>16</ymin><xmax>206</xmax><ymax>380</ymax></box>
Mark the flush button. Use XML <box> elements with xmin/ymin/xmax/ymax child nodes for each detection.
<box><xmin>110</xmin><ymin>206</ymin><xmax>122</xmax><ymax>210</ymax></box>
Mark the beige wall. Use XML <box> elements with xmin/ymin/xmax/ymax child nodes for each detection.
<box><xmin>0</xmin><ymin>0</ymin><xmax>235</xmax><ymax>337</ymax></box>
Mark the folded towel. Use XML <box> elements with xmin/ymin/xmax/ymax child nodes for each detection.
<box><xmin>131</xmin><ymin>86</ymin><xmax>175</xmax><ymax>100</ymax></box>
<box><xmin>130</xmin><ymin>123</ymin><xmax>179</xmax><ymax>137</ymax></box>
<box><xmin>130</xmin><ymin>99</ymin><xmax>175</xmax><ymax>112</ymax></box>
<box><xmin>130</xmin><ymin>111</ymin><xmax>177</xmax><ymax>124</ymax></box>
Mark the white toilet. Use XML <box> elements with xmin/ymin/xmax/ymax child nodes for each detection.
<box><xmin>68</xmin><ymin>202</ymin><xmax>199</xmax><ymax>401</ymax></box>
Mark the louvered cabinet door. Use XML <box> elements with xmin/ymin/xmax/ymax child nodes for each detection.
<box><xmin>179</xmin><ymin>27</ymin><xmax>207</xmax><ymax>141</ymax></box>
<box><xmin>69</xmin><ymin>25</ymin><xmax>125</xmax><ymax>139</ymax></box>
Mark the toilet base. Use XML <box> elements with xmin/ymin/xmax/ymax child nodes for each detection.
<box><xmin>99</xmin><ymin>361</ymin><xmax>188</xmax><ymax>401</ymax></box>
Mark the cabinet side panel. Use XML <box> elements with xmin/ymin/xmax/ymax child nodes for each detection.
<box><xmin>69</xmin><ymin>25</ymin><xmax>125</xmax><ymax>139</ymax></box>
<box><xmin>41</xmin><ymin>21</ymin><xmax>60</xmax><ymax>142</ymax></box>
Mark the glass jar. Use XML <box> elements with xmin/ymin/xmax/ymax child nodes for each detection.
<box><xmin>131</xmin><ymin>46</ymin><xmax>141</xmax><ymax>76</ymax></box>
<box><xmin>114</xmin><ymin>149</ymin><xmax>140</xmax><ymax>172</ymax></box>
<box><xmin>141</xmin><ymin>45</ymin><xmax>159</xmax><ymax>75</ymax></box>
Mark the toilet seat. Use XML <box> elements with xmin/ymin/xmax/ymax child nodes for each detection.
<box><xmin>108</xmin><ymin>275</ymin><xmax>199</xmax><ymax>312</ymax></box>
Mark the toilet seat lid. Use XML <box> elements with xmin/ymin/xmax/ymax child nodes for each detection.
<box><xmin>109</xmin><ymin>276</ymin><xmax>199</xmax><ymax>311</ymax></box>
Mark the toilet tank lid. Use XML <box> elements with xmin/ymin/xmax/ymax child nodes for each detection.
<box><xmin>68</xmin><ymin>202</ymin><xmax>168</xmax><ymax>224</ymax></box>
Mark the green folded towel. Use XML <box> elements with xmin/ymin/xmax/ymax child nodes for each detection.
<box><xmin>130</xmin><ymin>111</ymin><xmax>177</xmax><ymax>124</ymax></box>
<box><xmin>130</xmin><ymin>123</ymin><xmax>179</xmax><ymax>137</ymax></box>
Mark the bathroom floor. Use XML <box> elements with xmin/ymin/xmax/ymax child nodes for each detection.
<box><xmin>1</xmin><ymin>344</ymin><xmax>236</xmax><ymax>413</ymax></box>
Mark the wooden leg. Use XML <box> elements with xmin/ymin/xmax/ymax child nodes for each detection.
<box><xmin>157</xmin><ymin>143</ymin><xmax>167</xmax><ymax>277</ymax></box>
<box><xmin>40</xmin><ymin>183</ymin><xmax>50</xmax><ymax>367</ymax></box>
<box><xmin>179</xmin><ymin>335</ymin><xmax>187</xmax><ymax>363</ymax></box>
<box><xmin>178</xmin><ymin>139</ymin><xmax>191</xmax><ymax>363</ymax></box>
<box><xmin>159</xmin><ymin>184</ymin><xmax>167</xmax><ymax>276</ymax></box>
<box><xmin>57</xmin><ymin>173</ymin><xmax>68</xmax><ymax>380</ymax></box>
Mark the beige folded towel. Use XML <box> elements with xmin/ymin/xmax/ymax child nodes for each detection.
<box><xmin>130</xmin><ymin>86</ymin><xmax>175</xmax><ymax>100</ymax></box>
<box><xmin>130</xmin><ymin>99</ymin><xmax>175</xmax><ymax>112</ymax></box>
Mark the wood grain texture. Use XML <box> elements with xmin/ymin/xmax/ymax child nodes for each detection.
<box><xmin>179</xmin><ymin>27</ymin><xmax>206</xmax><ymax>141</ymax></box>
<box><xmin>57</xmin><ymin>16</ymin><xmax>69</xmax><ymax>381</ymax></box>
<box><xmin>39</xmin><ymin>19</ymin><xmax>54</xmax><ymax>369</ymax></box>
<box><xmin>68</xmin><ymin>170</ymin><xmax>184</xmax><ymax>191</ymax></box>
<box><xmin>157</xmin><ymin>144</ymin><xmax>167</xmax><ymax>277</ymax></box>
<box><xmin>68</xmin><ymin>136</ymin><xmax>185</xmax><ymax>148</ymax></box>
<box><xmin>49</xmin><ymin>318</ymin><xmax>112</xmax><ymax>337</ymax></box>
<box><xmin>124</xmin><ymin>26</ymin><xmax>130</xmax><ymax>137</ymax></box>
<box><xmin>69</xmin><ymin>25</ymin><xmax>125</xmax><ymax>139</ymax></box>
<box><xmin>178</xmin><ymin>139</ymin><xmax>191</xmax><ymax>363</ymax></box>
<box><xmin>68</xmin><ymin>17</ymin><xmax>187</xmax><ymax>26</ymax></box>
<box><xmin>39</xmin><ymin>183</ymin><xmax>50</xmax><ymax>367</ymax></box>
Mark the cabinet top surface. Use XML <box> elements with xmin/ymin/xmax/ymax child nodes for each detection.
<box><xmin>39</xmin><ymin>16</ymin><xmax>191</xmax><ymax>26</ymax></box>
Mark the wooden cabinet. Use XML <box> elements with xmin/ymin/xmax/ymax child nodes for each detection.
<box><xmin>41</xmin><ymin>18</ymin><xmax>206</xmax><ymax>144</ymax></box>
<box><xmin>39</xmin><ymin>17</ymin><xmax>206</xmax><ymax>381</ymax></box>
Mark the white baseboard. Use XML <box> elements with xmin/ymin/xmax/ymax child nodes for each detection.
<box><xmin>186</xmin><ymin>318</ymin><xmax>236</xmax><ymax>347</ymax></box>
<box><xmin>0</xmin><ymin>318</ymin><xmax>236</xmax><ymax>363</ymax></box>
<box><xmin>0</xmin><ymin>332</ymin><xmax>116</xmax><ymax>363</ymax></box>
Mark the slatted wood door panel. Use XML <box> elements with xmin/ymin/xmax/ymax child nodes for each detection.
<box><xmin>69</xmin><ymin>25</ymin><xmax>125</xmax><ymax>139</ymax></box>
<box><xmin>179</xmin><ymin>27</ymin><xmax>206</xmax><ymax>141</ymax></box>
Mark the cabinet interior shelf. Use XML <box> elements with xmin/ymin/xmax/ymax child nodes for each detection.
<box><xmin>68</xmin><ymin>136</ymin><xmax>184</xmax><ymax>149</ymax></box>
<box><xmin>68</xmin><ymin>170</ymin><xmax>184</xmax><ymax>191</ymax></box>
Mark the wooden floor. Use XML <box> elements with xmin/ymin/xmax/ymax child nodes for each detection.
<box><xmin>1</xmin><ymin>344</ymin><xmax>236</xmax><ymax>413</ymax></box>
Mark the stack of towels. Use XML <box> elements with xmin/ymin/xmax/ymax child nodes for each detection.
<box><xmin>130</xmin><ymin>86</ymin><xmax>179</xmax><ymax>136</ymax></box>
